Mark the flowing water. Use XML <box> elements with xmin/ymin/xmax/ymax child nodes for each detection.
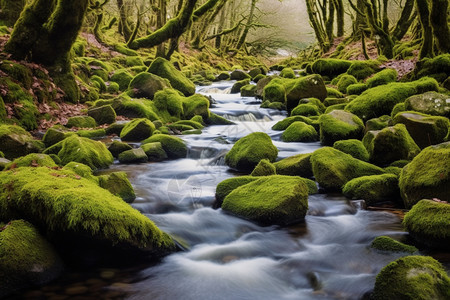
<box><xmin>16</xmin><ymin>80</ymin><xmax>428</xmax><ymax>299</ymax></box>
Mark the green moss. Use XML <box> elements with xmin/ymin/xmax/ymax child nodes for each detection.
<box><xmin>62</xmin><ymin>161</ymin><xmax>98</xmax><ymax>183</ymax></box>
<box><xmin>336</xmin><ymin>75</ymin><xmax>357</xmax><ymax>93</ymax></box>
<box><xmin>125</xmin><ymin>56</ymin><xmax>145</xmax><ymax>67</ymax></box>
<box><xmin>311</xmin><ymin>147</ymin><xmax>384</xmax><ymax>191</ymax></box>
<box><xmin>77</xmin><ymin>128</ymin><xmax>106</xmax><ymax>139</ymax></box>
<box><xmin>253</xmin><ymin>74</ymin><xmax>265</xmax><ymax>83</ymax></box>
<box><xmin>262</xmin><ymin>78</ymin><xmax>286</xmax><ymax>103</ymax></box>
<box><xmin>272</xmin><ymin>116</ymin><xmax>316</xmax><ymax>131</ymax></box>
<box><xmin>324</xmin><ymin>104</ymin><xmax>347</xmax><ymax>114</ymax></box>
<box><xmin>98</xmin><ymin>172</ymin><xmax>136</xmax><ymax>203</ymax></box>
<box><xmin>42</xmin><ymin>127</ymin><xmax>67</xmax><ymax>147</ymax></box>
<box><xmin>333</xmin><ymin>139</ymin><xmax>369</xmax><ymax>161</ymax></box>
<box><xmin>141</xmin><ymin>134</ymin><xmax>187</xmax><ymax>159</ymax></box>
<box><xmin>225</xmin><ymin>132</ymin><xmax>278</xmax><ymax>172</ymax></box>
<box><xmin>91</xmin><ymin>75</ymin><xmax>107</xmax><ymax>93</ymax></box>
<box><xmin>391</xmin><ymin>102</ymin><xmax>406</xmax><ymax>118</ymax></box>
<box><xmin>413</xmin><ymin>54</ymin><xmax>450</xmax><ymax>81</ymax></box>
<box><xmin>345</xmin><ymin>77</ymin><xmax>439</xmax><ymax>121</ymax></box>
<box><xmin>296</xmin><ymin>97</ymin><xmax>326</xmax><ymax>113</ymax></box>
<box><xmin>127</xmin><ymin>72</ymin><xmax>172</xmax><ymax>99</ymax></box>
<box><xmin>113</xmin><ymin>96</ymin><xmax>161</xmax><ymax>121</ymax></box>
<box><xmin>120</xmin><ymin>118</ymin><xmax>155</xmax><ymax>142</ymax></box>
<box><xmin>326</xmin><ymin>87</ymin><xmax>344</xmax><ymax>98</ymax></box>
<box><xmin>282</xmin><ymin>121</ymin><xmax>318</xmax><ymax>142</ymax></box>
<box><xmin>366</xmin><ymin>68</ymin><xmax>397</xmax><ymax>88</ymax></box>
<box><xmin>118</xmin><ymin>148</ymin><xmax>148</xmax><ymax>164</ymax></box>
<box><xmin>384</xmin><ymin>166</ymin><xmax>402</xmax><ymax>176</ymax></box>
<box><xmin>370</xmin><ymin>236</ymin><xmax>417</xmax><ymax>253</ymax></box>
<box><xmin>216</xmin><ymin>72</ymin><xmax>230</xmax><ymax>80</ymax></box>
<box><xmin>182</xmin><ymin>94</ymin><xmax>211</xmax><ymax>120</ymax></box>
<box><xmin>404</xmin><ymin>91</ymin><xmax>450</xmax><ymax>117</ymax></box>
<box><xmin>310</xmin><ymin>59</ymin><xmax>352</xmax><ymax>77</ymax></box>
<box><xmin>106</xmin><ymin>81</ymin><xmax>120</xmax><ymax>94</ymax></box>
<box><xmin>87</xmin><ymin>105</ymin><xmax>116</xmax><ymax>125</ymax></box>
<box><xmin>365</xmin><ymin>115</ymin><xmax>392</xmax><ymax>131</ymax></box>
<box><xmin>110</xmin><ymin>70</ymin><xmax>134</xmax><ymax>91</ymax></box>
<box><xmin>141</xmin><ymin>142</ymin><xmax>168</xmax><ymax>161</ymax></box>
<box><xmin>107</xmin><ymin>140</ymin><xmax>132</xmax><ymax>158</ymax></box>
<box><xmin>399</xmin><ymin>143</ymin><xmax>450</xmax><ymax>208</ymax></box>
<box><xmin>363</xmin><ymin>124</ymin><xmax>421</xmax><ymax>166</ymax></box>
<box><xmin>0</xmin><ymin>219</ymin><xmax>63</xmax><ymax>298</ymax></box>
<box><xmin>0</xmin><ymin>125</ymin><xmax>44</xmax><ymax>159</ymax></box>
<box><xmin>240</xmin><ymin>84</ymin><xmax>257</xmax><ymax>97</ymax></box>
<box><xmin>174</xmin><ymin>120</ymin><xmax>203</xmax><ymax>130</ymax></box>
<box><xmin>346</xmin><ymin>60</ymin><xmax>380</xmax><ymax>80</ymax></box>
<box><xmin>250</xmin><ymin>159</ymin><xmax>277</xmax><ymax>176</ymax></box>
<box><xmin>230</xmin><ymin>79</ymin><xmax>250</xmax><ymax>94</ymax></box>
<box><xmin>273</xmin><ymin>153</ymin><xmax>312</xmax><ymax>178</ymax></box>
<box><xmin>206</xmin><ymin>113</ymin><xmax>235</xmax><ymax>125</ymax></box>
<box><xmin>147</xmin><ymin>57</ymin><xmax>195</xmax><ymax>96</ymax></box>
<box><xmin>319</xmin><ymin>110</ymin><xmax>364</xmax><ymax>146</ymax></box>
<box><xmin>215</xmin><ymin>176</ymin><xmax>258</xmax><ymax>206</ymax></box>
<box><xmin>66</xmin><ymin>116</ymin><xmax>97</xmax><ymax>128</ymax></box>
<box><xmin>5</xmin><ymin>153</ymin><xmax>56</xmax><ymax>170</ymax></box>
<box><xmin>280</xmin><ymin>67</ymin><xmax>296</xmax><ymax>78</ymax></box>
<box><xmin>346</xmin><ymin>83</ymin><xmax>368</xmax><ymax>95</ymax></box>
<box><xmin>372</xmin><ymin>255</ymin><xmax>450</xmax><ymax>300</ymax></box>
<box><xmin>342</xmin><ymin>174</ymin><xmax>399</xmax><ymax>205</ymax></box>
<box><xmin>0</xmin><ymin>60</ymin><xmax>33</xmax><ymax>89</ymax></box>
<box><xmin>0</xmin><ymin>167</ymin><xmax>175</xmax><ymax>252</ymax></box>
<box><xmin>222</xmin><ymin>175</ymin><xmax>309</xmax><ymax>226</ymax></box>
<box><xmin>230</xmin><ymin>69</ymin><xmax>251</xmax><ymax>80</ymax></box>
<box><xmin>114</xmin><ymin>43</ymin><xmax>138</xmax><ymax>56</ymax></box>
<box><xmin>153</xmin><ymin>88</ymin><xmax>184</xmax><ymax>119</ymax></box>
<box><xmin>291</xmin><ymin>104</ymin><xmax>320</xmax><ymax>117</ymax></box>
<box><xmin>286</xmin><ymin>75</ymin><xmax>328</xmax><ymax>112</ymax></box>
<box><xmin>105</xmin><ymin>122</ymin><xmax>126</xmax><ymax>136</ymax></box>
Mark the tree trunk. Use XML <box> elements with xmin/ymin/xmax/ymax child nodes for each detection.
<box><xmin>0</xmin><ymin>0</ymin><xmax>26</xmax><ymax>27</ymax></box>
<box><xmin>117</xmin><ymin>0</ymin><xmax>132</xmax><ymax>42</ymax></box>
<box><xmin>334</xmin><ymin>0</ymin><xmax>344</xmax><ymax>37</ymax></box>
<box><xmin>392</xmin><ymin>0</ymin><xmax>415</xmax><ymax>41</ymax></box>
<box><xmin>362</xmin><ymin>0</ymin><xmax>394</xmax><ymax>58</ymax></box>
<box><xmin>430</xmin><ymin>0</ymin><xmax>450</xmax><ymax>54</ymax></box>
<box><xmin>306</xmin><ymin>0</ymin><xmax>329</xmax><ymax>53</ymax></box>
<box><xmin>235</xmin><ymin>0</ymin><xmax>257</xmax><ymax>49</ymax></box>
<box><xmin>325</xmin><ymin>0</ymin><xmax>335</xmax><ymax>43</ymax></box>
<box><xmin>415</xmin><ymin>0</ymin><xmax>434</xmax><ymax>58</ymax></box>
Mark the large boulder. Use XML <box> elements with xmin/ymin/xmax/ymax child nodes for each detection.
<box><xmin>366</xmin><ymin>68</ymin><xmax>397</xmax><ymax>88</ymax></box>
<box><xmin>310</xmin><ymin>59</ymin><xmax>352</xmax><ymax>77</ymax></box>
<box><xmin>142</xmin><ymin>134</ymin><xmax>187</xmax><ymax>159</ymax></box>
<box><xmin>5</xmin><ymin>153</ymin><xmax>57</xmax><ymax>170</ymax></box>
<box><xmin>310</xmin><ymin>147</ymin><xmax>384</xmax><ymax>191</ymax></box>
<box><xmin>342</xmin><ymin>174</ymin><xmax>400</xmax><ymax>205</ymax></box>
<box><xmin>273</xmin><ymin>153</ymin><xmax>313</xmax><ymax>178</ymax></box>
<box><xmin>98</xmin><ymin>172</ymin><xmax>136</xmax><ymax>203</ymax></box>
<box><xmin>399</xmin><ymin>142</ymin><xmax>450</xmax><ymax>208</ymax></box>
<box><xmin>281</xmin><ymin>121</ymin><xmax>318</xmax><ymax>142</ymax></box>
<box><xmin>286</xmin><ymin>75</ymin><xmax>327</xmax><ymax>112</ymax></box>
<box><xmin>221</xmin><ymin>175</ymin><xmax>309</xmax><ymax>226</ymax></box>
<box><xmin>182</xmin><ymin>94</ymin><xmax>211</xmax><ymax>120</ymax></box>
<box><xmin>108</xmin><ymin>140</ymin><xmax>132</xmax><ymax>158</ymax></box>
<box><xmin>215</xmin><ymin>176</ymin><xmax>258</xmax><ymax>207</ymax></box>
<box><xmin>0</xmin><ymin>220</ymin><xmax>64</xmax><ymax>298</ymax></box>
<box><xmin>43</xmin><ymin>135</ymin><xmax>113</xmax><ymax>170</ymax></box>
<box><xmin>118</xmin><ymin>148</ymin><xmax>148</xmax><ymax>164</ymax></box>
<box><xmin>0</xmin><ymin>167</ymin><xmax>176</xmax><ymax>264</ymax></box>
<box><xmin>362</xmin><ymin>124</ymin><xmax>421</xmax><ymax>165</ymax></box>
<box><xmin>319</xmin><ymin>110</ymin><xmax>364</xmax><ymax>146</ymax></box>
<box><xmin>262</xmin><ymin>78</ymin><xmax>287</xmax><ymax>103</ymax></box>
<box><xmin>225</xmin><ymin>132</ymin><xmax>278</xmax><ymax>172</ymax></box>
<box><xmin>230</xmin><ymin>69</ymin><xmax>251</xmax><ymax>80</ymax></box>
<box><xmin>88</xmin><ymin>105</ymin><xmax>116</xmax><ymax>125</ymax></box>
<box><xmin>393</xmin><ymin>111</ymin><xmax>450</xmax><ymax>149</ymax></box>
<box><xmin>0</xmin><ymin>125</ymin><xmax>44</xmax><ymax>159</ymax></box>
<box><xmin>333</xmin><ymin>139</ymin><xmax>369</xmax><ymax>161</ymax></box>
<box><xmin>372</xmin><ymin>256</ymin><xmax>450</xmax><ymax>300</ymax></box>
<box><xmin>141</xmin><ymin>142</ymin><xmax>168</xmax><ymax>161</ymax></box>
<box><xmin>147</xmin><ymin>57</ymin><xmax>195</xmax><ymax>96</ymax></box>
<box><xmin>120</xmin><ymin>118</ymin><xmax>155</xmax><ymax>142</ymax></box>
<box><xmin>127</xmin><ymin>72</ymin><xmax>171</xmax><ymax>99</ymax></box>
<box><xmin>66</xmin><ymin>116</ymin><xmax>96</xmax><ymax>128</ymax></box>
<box><xmin>403</xmin><ymin>199</ymin><xmax>450</xmax><ymax>250</ymax></box>
<box><xmin>250</xmin><ymin>159</ymin><xmax>277</xmax><ymax>176</ymax></box>
<box><xmin>404</xmin><ymin>91</ymin><xmax>449</xmax><ymax>117</ymax></box>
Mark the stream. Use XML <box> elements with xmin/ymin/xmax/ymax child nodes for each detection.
<box><xmin>16</xmin><ymin>80</ymin><xmax>432</xmax><ymax>299</ymax></box>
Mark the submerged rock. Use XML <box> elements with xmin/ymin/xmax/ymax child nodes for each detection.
<box><xmin>370</xmin><ymin>236</ymin><xmax>417</xmax><ymax>253</ymax></box>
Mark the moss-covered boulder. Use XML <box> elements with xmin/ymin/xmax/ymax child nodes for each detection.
<box><xmin>108</xmin><ymin>140</ymin><xmax>132</xmax><ymax>158</ymax></box>
<box><xmin>128</xmin><ymin>72</ymin><xmax>171</xmax><ymax>99</ymax></box>
<box><xmin>404</xmin><ymin>91</ymin><xmax>450</xmax><ymax>117</ymax></box>
<box><xmin>88</xmin><ymin>105</ymin><xmax>116</xmax><ymax>125</ymax></box>
<box><xmin>262</xmin><ymin>78</ymin><xmax>286</xmax><ymax>103</ymax></box>
<box><xmin>44</xmin><ymin>135</ymin><xmax>113</xmax><ymax>170</ymax></box>
<box><xmin>393</xmin><ymin>111</ymin><xmax>450</xmax><ymax>148</ymax></box>
<box><xmin>0</xmin><ymin>220</ymin><xmax>64</xmax><ymax>298</ymax></box>
<box><xmin>311</xmin><ymin>147</ymin><xmax>384</xmax><ymax>191</ymax></box>
<box><xmin>372</xmin><ymin>256</ymin><xmax>450</xmax><ymax>300</ymax></box>
<box><xmin>147</xmin><ymin>57</ymin><xmax>195</xmax><ymax>96</ymax></box>
<box><xmin>319</xmin><ymin>110</ymin><xmax>364</xmax><ymax>146</ymax></box>
<box><xmin>363</xmin><ymin>124</ymin><xmax>420</xmax><ymax>166</ymax></box>
<box><xmin>215</xmin><ymin>176</ymin><xmax>258</xmax><ymax>207</ymax></box>
<box><xmin>403</xmin><ymin>199</ymin><xmax>450</xmax><ymax>249</ymax></box>
<box><xmin>231</xmin><ymin>79</ymin><xmax>250</xmax><ymax>94</ymax></box>
<box><xmin>399</xmin><ymin>142</ymin><xmax>450</xmax><ymax>208</ymax></box>
<box><xmin>342</xmin><ymin>174</ymin><xmax>399</xmax><ymax>205</ymax></box>
<box><xmin>333</xmin><ymin>139</ymin><xmax>369</xmax><ymax>161</ymax></box>
<box><xmin>291</xmin><ymin>104</ymin><xmax>320</xmax><ymax>117</ymax></box>
<box><xmin>225</xmin><ymin>132</ymin><xmax>278</xmax><ymax>172</ymax></box>
<box><xmin>282</xmin><ymin>121</ymin><xmax>318</xmax><ymax>142</ymax></box>
<box><xmin>411</xmin><ymin>53</ymin><xmax>450</xmax><ymax>81</ymax></box>
<box><xmin>98</xmin><ymin>172</ymin><xmax>136</xmax><ymax>203</ymax></box>
<box><xmin>365</xmin><ymin>115</ymin><xmax>392</xmax><ymax>132</ymax></box>
<box><xmin>286</xmin><ymin>75</ymin><xmax>327</xmax><ymax>112</ymax></box>
<box><xmin>110</xmin><ymin>69</ymin><xmax>133</xmax><ymax>91</ymax></box>
<box><xmin>0</xmin><ymin>167</ymin><xmax>175</xmax><ymax>263</ymax></box>
<box><xmin>222</xmin><ymin>175</ymin><xmax>309</xmax><ymax>226</ymax></box>
<box><xmin>337</xmin><ymin>74</ymin><xmax>357</xmax><ymax>93</ymax></box>
<box><xmin>280</xmin><ymin>67</ymin><xmax>295</xmax><ymax>78</ymax></box>
<box><xmin>296</xmin><ymin>97</ymin><xmax>326</xmax><ymax>113</ymax></box>
<box><xmin>0</xmin><ymin>125</ymin><xmax>44</xmax><ymax>159</ymax></box>
<box><xmin>182</xmin><ymin>94</ymin><xmax>211</xmax><ymax>120</ymax></box>
<box><xmin>42</xmin><ymin>127</ymin><xmax>69</xmax><ymax>147</ymax></box>
<box><xmin>230</xmin><ymin>69</ymin><xmax>251</xmax><ymax>80</ymax></box>
<box><xmin>240</xmin><ymin>84</ymin><xmax>257</xmax><ymax>97</ymax></box>
<box><xmin>250</xmin><ymin>159</ymin><xmax>277</xmax><ymax>176</ymax></box>
<box><xmin>142</xmin><ymin>134</ymin><xmax>187</xmax><ymax>159</ymax></box>
<box><xmin>5</xmin><ymin>153</ymin><xmax>57</xmax><ymax>170</ymax></box>
<box><xmin>76</xmin><ymin>128</ymin><xmax>106</xmax><ymax>139</ymax></box>
<box><xmin>366</xmin><ymin>68</ymin><xmax>397</xmax><ymax>88</ymax></box>
<box><xmin>118</xmin><ymin>148</ymin><xmax>148</xmax><ymax>164</ymax></box>
<box><xmin>346</xmin><ymin>60</ymin><xmax>380</xmax><ymax>80</ymax></box>
<box><xmin>310</xmin><ymin>59</ymin><xmax>352</xmax><ymax>77</ymax></box>
<box><xmin>273</xmin><ymin>153</ymin><xmax>313</xmax><ymax>178</ymax></box>
<box><xmin>105</xmin><ymin>122</ymin><xmax>126</xmax><ymax>136</ymax></box>
<box><xmin>370</xmin><ymin>236</ymin><xmax>417</xmax><ymax>253</ymax></box>
<box><xmin>141</xmin><ymin>142</ymin><xmax>168</xmax><ymax>161</ymax></box>
<box><xmin>346</xmin><ymin>83</ymin><xmax>368</xmax><ymax>95</ymax></box>
<box><xmin>66</xmin><ymin>116</ymin><xmax>97</xmax><ymax>128</ymax></box>
<box><xmin>62</xmin><ymin>161</ymin><xmax>98</xmax><ymax>183</ymax></box>
<box><xmin>120</xmin><ymin>118</ymin><xmax>155</xmax><ymax>142</ymax></box>
<box><xmin>272</xmin><ymin>115</ymin><xmax>317</xmax><ymax>131</ymax></box>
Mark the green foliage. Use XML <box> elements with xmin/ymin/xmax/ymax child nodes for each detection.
<box><xmin>120</xmin><ymin>118</ymin><xmax>155</xmax><ymax>142</ymax></box>
<box><xmin>250</xmin><ymin>159</ymin><xmax>277</xmax><ymax>176</ymax></box>
<box><xmin>225</xmin><ymin>132</ymin><xmax>278</xmax><ymax>172</ymax></box>
<box><xmin>66</xmin><ymin>116</ymin><xmax>96</xmax><ymax>128</ymax></box>
<box><xmin>98</xmin><ymin>172</ymin><xmax>136</xmax><ymax>203</ymax></box>
<box><xmin>366</xmin><ymin>69</ymin><xmax>398</xmax><ymax>88</ymax></box>
<box><xmin>370</xmin><ymin>236</ymin><xmax>417</xmax><ymax>253</ymax></box>
<box><xmin>141</xmin><ymin>134</ymin><xmax>187</xmax><ymax>159</ymax></box>
<box><xmin>333</xmin><ymin>139</ymin><xmax>369</xmax><ymax>161</ymax></box>
<box><xmin>319</xmin><ymin>110</ymin><xmax>364</xmax><ymax>146</ymax></box>
<box><xmin>282</xmin><ymin>121</ymin><xmax>318</xmax><ymax>142</ymax></box>
<box><xmin>342</xmin><ymin>174</ymin><xmax>399</xmax><ymax>205</ymax></box>
<box><xmin>372</xmin><ymin>256</ymin><xmax>450</xmax><ymax>300</ymax></box>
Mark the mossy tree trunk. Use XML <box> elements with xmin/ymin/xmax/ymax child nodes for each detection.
<box><xmin>392</xmin><ymin>0</ymin><xmax>415</xmax><ymax>42</ymax></box>
<box><xmin>0</xmin><ymin>0</ymin><xmax>26</xmax><ymax>27</ymax></box>
<box><xmin>415</xmin><ymin>0</ymin><xmax>434</xmax><ymax>58</ymax></box>
<box><xmin>117</xmin><ymin>0</ymin><xmax>132</xmax><ymax>42</ymax></box>
<box><xmin>333</xmin><ymin>0</ymin><xmax>344</xmax><ymax>37</ymax></box>
<box><xmin>430</xmin><ymin>0</ymin><xmax>450</xmax><ymax>54</ymax></box>
<box><xmin>306</xmin><ymin>0</ymin><xmax>329</xmax><ymax>53</ymax></box>
<box><xmin>191</xmin><ymin>0</ymin><xmax>226</xmax><ymax>49</ymax></box>
<box><xmin>235</xmin><ymin>0</ymin><xmax>257</xmax><ymax>50</ymax></box>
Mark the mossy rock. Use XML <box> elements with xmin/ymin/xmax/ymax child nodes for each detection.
<box><xmin>323</xmin><ymin>97</ymin><xmax>347</xmax><ymax>107</ymax></box>
<box><xmin>106</xmin><ymin>81</ymin><xmax>120</xmax><ymax>94</ymax></box>
<box><xmin>42</xmin><ymin>127</ymin><xmax>68</xmax><ymax>147</ymax></box>
<box><xmin>141</xmin><ymin>135</ymin><xmax>187</xmax><ymax>159</ymax></box>
<box><xmin>403</xmin><ymin>199</ymin><xmax>450</xmax><ymax>249</ymax></box>
<box><xmin>0</xmin><ymin>220</ymin><xmax>63</xmax><ymax>298</ymax></box>
<box><xmin>120</xmin><ymin>118</ymin><xmax>155</xmax><ymax>142</ymax></box>
<box><xmin>62</xmin><ymin>161</ymin><xmax>98</xmax><ymax>183</ymax></box>
<box><xmin>333</xmin><ymin>139</ymin><xmax>369</xmax><ymax>161</ymax></box>
<box><xmin>346</xmin><ymin>83</ymin><xmax>368</xmax><ymax>95</ymax></box>
<box><xmin>230</xmin><ymin>69</ymin><xmax>251</xmax><ymax>80</ymax></box>
<box><xmin>250</xmin><ymin>159</ymin><xmax>277</xmax><ymax>176</ymax></box>
<box><xmin>286</xmin><ymin>75</ymin><xmax>327</xmax><ymax>112</ymax></box>
<box><xmin>255</xmin><ymin>76</ymin><xmax>274</xmax><ymax>98</ymax></box>
<box><xmin>66</xmin><ymin>116</ymin><xmax>97</xmax><ymax>128</ymax></box>
<box><xmin>366</xmin><ymin>68</ymin><xmax>397</xmax><ymax>88</ymax></box>
<box><xmin>127</xmin><ymin>72</ymin><xmax>171</xmax><ymax>99</ymax></box>
<box><xmin>311</xmin><ymin>147</ymin><xmax>384</xmax><ymax>191</ymax></box>
<box><xmin>324</xmin><ymin>104</ymin><xmax>347</xmax><ymax>114</ymax></box>
<box><xmin>108</xmin><ymin>140</ymin><xmax>132</xmax><ymax>158</ymax></box>
<box><xmin>319</xmin><ymin>110</ymin><xmax>364</xmax><ymax>146</ymax></box>
<box><xmin>222</xmin><ymin>175</ymin><xmax>309</xmax><ymax>226</ymax></box>
<box><xmin>296</xmin><ymin>97</ymin><xmax>326</xmax><ymax>113</ymax></box>
<box><xmin>88</xmin><ymin>105</ymin><xmax>116</xmax><ymax>125</ymax></box>
<box><xmin>393</xmin><ymin>111</ymin><xmax>450</xmax><ymax>149</ymax></box>
<box><xmin>141</xmin><ymin>142</ymin><xmax>168</xmax><ymax>161</ymax></box>
<box><xmin>113</xmin><ymin>96</ymin><xmax>160</xmax><ymax>121</ymax></box>
<box><xmin>153</xmin><ymin>88</ymin><xmax>184</xmax><ymax>119</ymax></box>
<box><xmin>262</xmin><ymin>78</ymin><xmax>286</xmax><ymax>103</ymax></box>
<box><xmin>0</xmin><ymin>125</ymin><xmax>44</xmax><ymax>159</ymax></box>
<box><xmin>363</xmin><ymin>124</ymin><xmax>420</xmax><ymax>166</ymax></box>
<box><xmin>206</xmin><ymin>113</ymin><xmax>235</xmax><ymax>125</ymax></box>
<box><xmin>399</xmin><ymin>142</ymin><xmax>450</xmax><ymax>208</ymax></box>
<box><xmin>310</xmin><ymin>59</ymin><xmax>352</xmax><ymax>77</ymax></box>
<box><xmin>0</xmin><ymin>167</ymin><xmax>175</xmax><ymax>263</ymax></box>
<box><xmin>174</xmin><ymin>120</ymin><xmax>204</xmax><ymax>130</ymax></box>
<box><xmin>231</xmin><ymin>79</ymin><xmax>250</xmax><ymax>94</ymax></box>
<box><xmin>44</xmin><ymin>135</ymin><xmax>113</xmax><ymax>170</ymax></box>
<box><xmin>404</xmin><ymin>91</ymin><xmax>450</xmax><ymax>117</ymax></box>
<box><xmin>280</xmin><ymin>67</ymin><xmax>295</xmax><ymax>78</ymax></box>
<box><xmin>370</xmin><ymin>236</ymin><xmax>417</xmax><ymax>253</ymax></box>
<box><xmin>77</xmin><ymin>128</ymin><xmax>106</xmax><ymax>139</ymax></box>
<box><xmin>273</xmin><ymin>153</ymin><xmax>312</xmax><ymax>178</ymax></box>
<box><xmin>372</xmin><ymin>255</ymin><xmax>450</xmax><ymax>300</ymax></box>
<box><xmin>346</xmin><ymin>60</ymin><xmax>380</xmax><ymax>80</ymax></box>
<box><xmin>105</xmin><ymin>122</ymin><xmax>126</xmax><ymax>136</ymax></box>
<box><xmin>216</xmin><ymin>72</ymin><xmax>230</xmax><ymax>81</ymax></box>
<box><xmin>91</xmin><ymin>75</ymin><xmax>107</xmax><ymax>93</ymax></box>
<box><xmin>118</xmin><ymin>148</ymin><xmax>148</xmax><ymax>164</ymax></box>
<box><xmin>412</xmin><ymin>54</ymin><xmax>450</xmax><ymax>81</ymax></box>
<box><xmin>345</xmin><ymin>77</ymin><xmax>439</xmax><ymax>121</ymax></box>
<box><xmin>365</xmin><ymin>115</ymin><xmax>392</xmax><ymax>132</ymax></box>
<box><xmin>337</xmin><ymin>75</ymin><xmax>357</xmax><ymax>93</ymax></box>
<box><xmin>240</xmin><ymin>84</ymin><xmax>257</xmax><ymax>97</ymax></box>
<box><xmin>225</xmin><ymin>132</ymin><xmax>278</xmax><ymax>172</ymax></box>
<box><xmin>342</xmin><ymin>174</ymin><xmax>400</xmax><ymax>205</ymax></box>
<box><xmin>391</xmin><ymin>102</ymin><xmax>406</xmax><ymax>118</ymax></box>
<box><xmin>114</xmin><ymin>44</ymin><xmax>139</xmax><ymax>56</ymax></box>
<box><xmin>291</xmin><ymin>104</ymin><xmax>320</xmax><ymax>117</ymax></box>
<box><xmin>282</xmin><ymin>121</ymin><xmax>318</xmax><ymax>143</ymax></box>
<box><xmin>182</xmin><ymin>94</ymin><xmax>211</xmax><ymax>120</ymax></box>
<box><xmin>215</xmin><ymin>176</ymin><xmax>258</xmax><ymax>207</ymax></box>
<box><xmin>272</xmin><ymin>116</ymin><xmax>316</xmax><ymax>131</ymax></box>
<box><xmin>5</xmin><ymin>153</ymin><xmax>56</xmax><ymax>170</ymax></box>
<box><xmin>248</xmin><ymin>68</ymin><xmax>262</xmax><ymax>79</ymax></box>
<box><xmin>325</xmin><ymin>87</ymin><xmax>344</xmax><ymax>99</ymax></box>
<box><xmin>110</xmin><ymin>70</ymin><xmax>133</xmax><ymax>91</ymax></box>
<box><xmin>147</xmin><ymin>57</ymin><xmax>195</xmax><ymax>96</ymax></box>
<box><xmin>98</xmin><ymin>172</ymin><xmax>136</xmax><ymax>203</ymax></box>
